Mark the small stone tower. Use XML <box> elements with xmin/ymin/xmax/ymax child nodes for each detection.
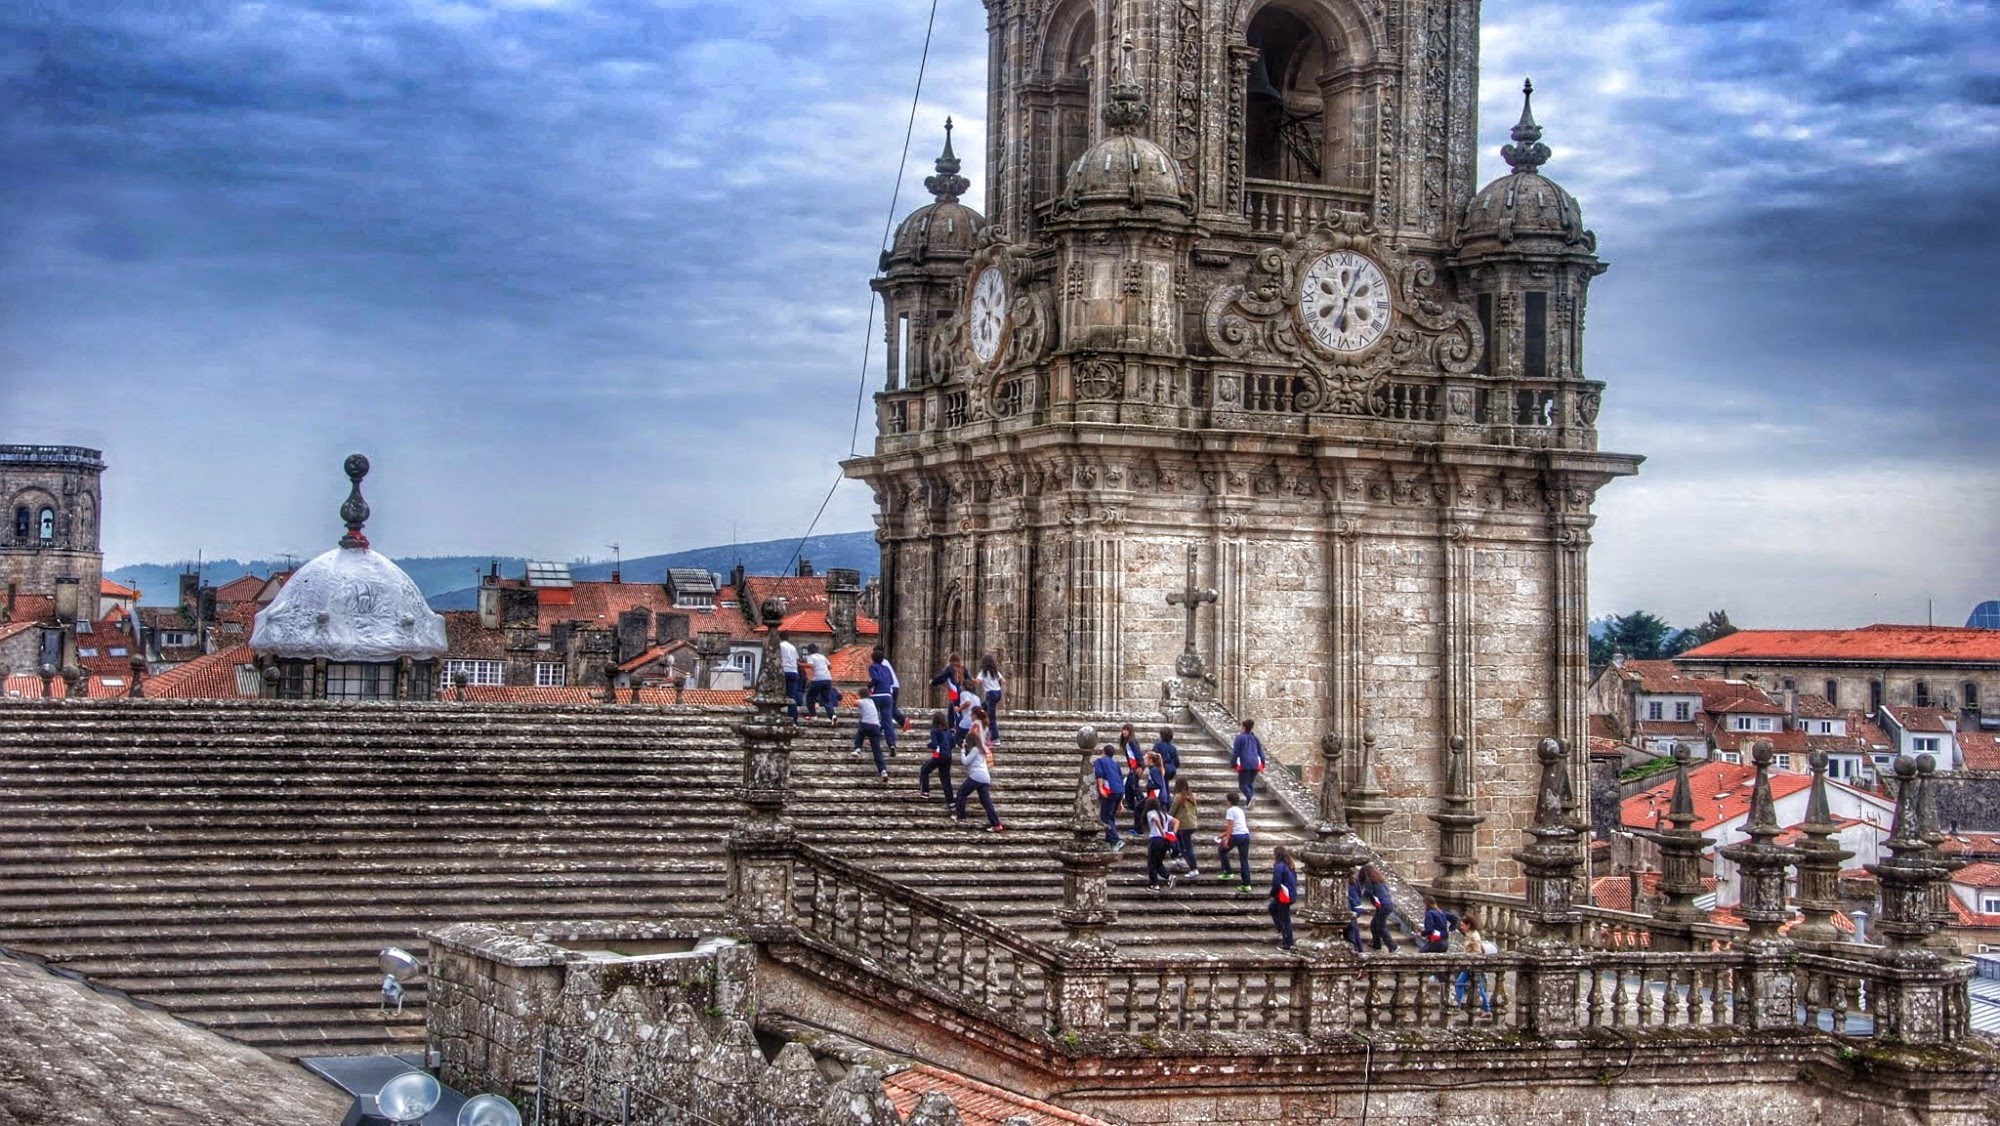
<box><xmin>0</xmin><ymin>445</ymin><xmax>105</xmax><ymax>612</ymax></box>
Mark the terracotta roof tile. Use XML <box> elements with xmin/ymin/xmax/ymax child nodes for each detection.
<box><xmin>1945</xmin><ymin>896</ymin><xmax>2000</xmax><ymax>930</ymax></box>
<box><xmin>1619</xmin><ymin>659</ymin><xmax>1703</xmax><ymax>695</ymax></box>
<box><xmin>884</xmin><ymin>1063</ymin><xmax>1108</xmax><ymax>1126</ymax></box>
<box><xmin>1698</xmin><ymin>680</ymin><xmax>1785</xmax><ymax>715</ymax></box>
<box><xmin>3</xmin><ymin>593</ymin><xmax>56</xmax><ymax>624</ymax></box>
<box><xmin>1879</xmin><ymin>705</ymin><xmax>1957</xmax><ymax>734</ymax></box>
<box><xmin>1620</xmin><ymin>761</ymin><xmax>1816</xmax><ymax>834</ymax></box>
<box><xmin>145</xmin><ymin>646</ymin><xmax>260</xmax><ymax>699</ymax></box>
<box><xmin>1941</xmin><ymin>832</ymin><xmax>2000</xmax><ymax>857</ymax></box>
<box><xmin>100</xmin><ymin>578</ymin><xmax>140</xmax><ymax>599</ymax></box>
<box><xmin>1959</xmin><ymin>731</ymin><xmax>2000</xmax><ymax>772</ymax></box>
<box><xmin>212</xmin><ymin>575</ymin><xmax>268</xmax><ymax>604</ymax></box>
<box><xmin>1952</xmin><ymin>862</ymin><xmax>2000</xmax><ymax>890</ymax></box>
<box><xmin>3</xmin><ymin>673</ymin><xmax>121</xmax><ymax>699</ymax></box>
<box><xmin>1791</xmin><ymin>693</ymin><xmax>1841</xmax><ymax>719</ymax></box>
<box><xmin>1680</xmin><ymin>624</ymin><xmax>2000</xmax><ymax>664</ymax></box>
<box><xmin>828</xmin><ymin>644</ymin><xmax>875</xmax><ymax>685</ymax></box>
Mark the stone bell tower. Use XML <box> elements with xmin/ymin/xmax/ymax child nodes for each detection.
<box><xmin>845</xmin><ymin>0</ymin><xmax>1641</xmax><ymax>890</ymax></box>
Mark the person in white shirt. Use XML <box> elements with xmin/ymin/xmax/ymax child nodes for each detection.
<box><xmin>777</xmin><ymin>634</ymin><xmax>802</xmax><ymax>724</ymax></box>
<box><xmin>976</xmin><ymin>654</ymin><xmax>1006</xmax><ymax>743</ymax></box>
<box><xmin>852</xmin><ymin>694</ymin><xmax>888</xmax><ymax>780</ymax></box>
<box><xmin>803</xmin><ymin>644</ymin><xmax>835</xmax><ymax>720</ymax></box>
<box><xmin>952</xmin><ymin>706</ymin><xmax>1003</xmax><ymax>830</ymax></box>
<box><xmin>1216</xmin><ymin>793</ymin><xmax>1252</xmax><ymax>890</ymax></box>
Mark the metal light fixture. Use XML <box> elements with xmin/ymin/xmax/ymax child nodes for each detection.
<box><xmin>457</xmin><ymin>1094</ymin><xmax>523</xmax><ymax>1126</ymax></box>
<box><xmin>375</xmin><ymin>1071</ymin><xmax>442</xmax><ymax>1125</ymax></box>
<box><xmin>380</xmin><ymin>947</ymin><xmax>421</xmax><ymax>1013</ymax></box>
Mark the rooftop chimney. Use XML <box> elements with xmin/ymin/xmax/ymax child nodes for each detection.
<box><xmin>826</xmin><ymin>568</ymin><xmax>861</xmax><ymax>650</ymax></box>
<box><xmin>797</xmin><ymin>558</ymin><xmax>814</xmax><ymax>578</ymax></box>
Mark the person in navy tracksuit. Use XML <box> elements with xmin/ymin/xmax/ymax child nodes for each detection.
<box><xmin>1092</xmin><ymin>743</ymin><xmax>1127</xmax><ymax>848</ymax></box>
<box><xmin>917</xmin><ymin>712</ymin><xmax>954</xmax><ymax>807</ymax></box>
<box><xmin>1268</xmin><ymin>845</ymin><xmax>1298</xmax><ymax>951</ymax></box>
<box><xmin>1346</xmin><ymin>874</ymin><xmax>1366</xmax><ymax>952</ymax></box>
<box><xmin>1230</xmin><ymin>718</ymin><xmax>1265</xmax><ymax>804</ymax></box>
<box><xmin>867</xmin><ymin>648</ymin><xmax>898</xmax><ymax>752</ymax></box>
<box><xmin>1154</xmin><ymin>726</ymin><xmax>1181</xmax><ymax>785</ymax></box>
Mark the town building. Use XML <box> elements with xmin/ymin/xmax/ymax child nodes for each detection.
<box><xmin>0</xmin><ymin>444</ymin><xmax>105</xmax><ymax>605</ymax></box>
<box><xmin>1678</xmin><ymin>624</ymin><xmax>2000</xmax><ymax>733</ymax></box>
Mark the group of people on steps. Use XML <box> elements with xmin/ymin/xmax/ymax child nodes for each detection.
<box><xmin>774</xmin><ymin>634</ymin><xmax>1443</xmax><ymax>954</ymax></box>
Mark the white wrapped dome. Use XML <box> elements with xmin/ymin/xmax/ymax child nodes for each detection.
<box><xmin>251</xmin><ymin>546</ymin><xmax>447</xmax><ymax>662</ymax></box>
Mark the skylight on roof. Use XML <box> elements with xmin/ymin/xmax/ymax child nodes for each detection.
<box><xmin>525</xmin><ymin>561</ymin><xmax>574</xmax><ymax>589</ymax></box>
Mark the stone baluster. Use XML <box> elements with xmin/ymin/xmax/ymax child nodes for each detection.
<box><xmin>1648</xmin><ymin>744</ymin><xmax>1714</xmax><ymax>951</ymax></box>
<box><xmin>1789</xmin><ymin>749</ymin><xmax>1854</xmax><ymax>947</ymax></box>
<box><xmin>1296</xmin><ymin>733</ymin><xmax>1366</xmax><ymax>1038</ymax></box>
<box><xmin>729</xmin><ymin>598</ymin><xmax>801</xmax><ymax>937</ymax></box>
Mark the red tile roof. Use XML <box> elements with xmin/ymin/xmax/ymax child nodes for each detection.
<box><xmin>1620</xmin><ymin>761</ymin><xmax>1816</xmax><ymax>834</ymax></box>
<box><xmin>1680</xmin><ymin>624</ymin><xmax>2000</xmax><ymax>664</ymax></box>
<box><xmin>739</xmin><ymin>575</ymin><xmax>833</xmax><ymax>614</ymax></box>
<box><xmin>1704</xmin><ymin>905</ymin><xmax>1856</xmax><ymax>936</ymax></box>
<box><xmin>776</xmin><ymin>609</ymin><xmax>881</xmax><ymax>638</ymax></box>
<box><xmin>1698</xmin><ymin>680</ymin><xmax>1785</xmax><ymax>716</ymax></box>
<box><xmin>1952</xmin><ymin>861</ymin><xmax>2000</xmax><ymax>890</ymax></box>
<box><xmin>1945</xmin><ymin>896</ymin><xmax>2000</xmax><ymax>931</ymax></box>
<box><xmin>3</xmin><ymin>593</ymin><xmax>56</xmax><ymax>624</ymax></box>
<box><xmin>1711</xmin><ymin>725</ymin><xmax>1809</xmax><ymax>756</ymax></box>
<box><xmin>2</xmin><ymin>673</ymin><xmax>121</xmax><ymax>699</ymax></box>
<box><xmin>1941</xmin><ymin>832</ymin><xmax>2000</xmax><ymax>857</ymax></box>
<box><xmin>1619</xmin><ymin>659</ymin><xmax>1703</xmax><ymax>695</ymax></box>
<box><xmin>1959</xmin><ymin>731</ymin><xmax>2000</xmax><ymax>772</ymax></box>
<box><xmin>1792</xmin><ymin>693</ymin><xmax>1841</xmax><ymax>719</ymax></box>
<box><xmin>828</xmin><ymin>644</ymin><xmax>875</xmax><ymax>685</ymax></box>
<box><xmin>100</xmin><ymin>578</ymin><xmax>140</xmax><ymax>599</ymax></box>
<box><xmin>145</xmin><ymin>646</ymin><xmax>260</xmax><ymax>699</ymax></box>
<box><xmin>884</xmin><ymin>1063</ymin><xmax>1107</xmax><ymax>1126</ymax></box>
<box><xmin>1879</xmin><ymin>705</ymin><xmax>1956</xmax><ymax>734</ymax></box>
<box><xmin>212</xmin><ymin>575</ymin><xmax>269</xmax><ymax>604</ymax></box>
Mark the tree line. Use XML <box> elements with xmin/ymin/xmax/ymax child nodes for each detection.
<box><xmin>1589</xmin><ymin>609</ymin><xmax>1737</xmax><ymax>670</ymax></box>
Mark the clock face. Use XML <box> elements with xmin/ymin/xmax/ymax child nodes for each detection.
<box><xmin>969</xmin><ymin>267</ymin><xmax>1007</xmax><ymax>364</ymax></box>
<box><xmin>1298</xmin><ymin>251</ymin><xmax>1393</xmax><ymax>355</ymax></box>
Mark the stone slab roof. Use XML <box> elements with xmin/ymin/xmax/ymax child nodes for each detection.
<box><xmin>0</xmin><ymin>952</ymin><xmax>348</xmax><ymax>1125</ymax></box>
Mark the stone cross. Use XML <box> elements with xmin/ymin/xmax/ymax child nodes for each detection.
<box><xmin>1164</xmin><ymin>545</ymin><xmax>1216</xmax><ymax>677</ymax></box>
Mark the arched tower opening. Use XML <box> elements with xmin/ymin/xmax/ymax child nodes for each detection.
<box><xmin>1241</xmin><ymin>0</ymin><xmax>1379</xmax><ymax>199</ymax></box>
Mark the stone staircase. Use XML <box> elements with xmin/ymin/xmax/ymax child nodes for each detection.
<box><xmin>0</xmin><ymin>700</ymin><xmax>1315</xmax><ymax>1059</ymax></box>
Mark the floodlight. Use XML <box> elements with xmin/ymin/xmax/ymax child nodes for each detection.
<box><xmin>457</xmin><ymin>1094</ymin><xmax>523</xmax><ymax>1126</ymax></box>
<box><xmin>380</xmin><ymin>947</ymin><xmax>421</xmax><ymax>981</ymax></box>
<box><xmin>375</xmin><ymin>1071</ymin><xmax>442</xmax><ymax>1124</ymax></box>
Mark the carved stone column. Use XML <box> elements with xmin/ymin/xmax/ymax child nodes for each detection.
<box><xmin>1513</xmin><ymin>739</ymin><xmax>1582</xmax><ymax>950</ymax></box>
<box><xmin>1430</xmin><ymin>510</ymin><xmax>1483</xmax><ymax>906</ymax></box>
<box><xmin>728</xmin><ymin>599</ymin><xmax>800</xmax><ymax>937</ymax></box>
<box><xmin>1648</xmin><ymin>744</ymin><xmax>1714</xmax><ymax>951</ymax></box>
<box><xmin>1789</xmin><ymin>749</ymin><xmax>1855</xmax><ymax>947</ymax></box>
<box><xmin>1719</xmin><ymin>742</ymin><xmax>1802</xmax><ymax>950</ymax></box>
<box><xmin>1053</xmin><ymin>726</ymin><xmax>1118</xmax><ymax>952</ymax></box>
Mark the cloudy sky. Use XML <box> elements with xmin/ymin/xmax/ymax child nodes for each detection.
<box><xmin>3</xmin><ymin>0</ymin><xmax>1995</xmax><ymax>628</ymax></box>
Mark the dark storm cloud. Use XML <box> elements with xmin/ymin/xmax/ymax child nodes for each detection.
<box><xmin>1</xmin><ymin>0</ymin><xmax>1992</xmax><ymax>625</ymax></box>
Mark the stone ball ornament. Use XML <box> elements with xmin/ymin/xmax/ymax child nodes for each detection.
<box><xmin>1075</xmin><ymin>726</ymin><xmax>1098</xmax><ymax>752</ymax></box>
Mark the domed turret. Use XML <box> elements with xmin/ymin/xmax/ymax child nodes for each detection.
<box><xmin>1457</xmin><ymin>80</ymin><xmax>1595</xmax><ymax>253</ymax></box>
<box><xmin>251</xmin><ymin>455</ymin><xmax>448</xmax><ymax>700</ymax></box>
<box><xmin>1058</xmin><ymin>36</ymin><xmax>1187</xmax><ymax>215</ymax></box>
<box><xmin>884</xmin><ymin>119</ymin><xmax>986</xmax><ymax>270</ymax></box>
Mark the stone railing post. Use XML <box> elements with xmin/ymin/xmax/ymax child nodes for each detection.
<box><xmin>1347</xmin><ymin>727</ymin><xmax>1389</xmax><ymax>847</ymax></box>
<box><xmin>728</xmin><ymin>599</ymin><xmax>799</xmax><ymax>937</ymax></box>
<box><xmin>1865</xmin><ymin>753</ymin><xmax>1970</xmax><ymax>1045</ymax></box>
<box><xmin>1647</xmin><ymin>744</ymin><xmax>1714</xmax><ymax>951</ymax></box>
<box><xmin>1297</xmin><ymin>733</ymin><xmax>1364</xmax><ymax>1038</ymax></box>
<box><xmin>1514</xmin><ymin>738</ymin><xmax>1583</xmax><ymax>950</ymax></box>
<box><xmin>128</xmin><ymin>654</ymin><xmax>147</xmax><ymax>698</ymax></box>
<box><xmin>1053</xmin><ymin>726</ymin><xmax>1118</xmax><ymax>952</ymax></box>
<box><xmin>1717</xmin><ymin>741</ymin><xmax>1801</xmax><ymax>1030</ymax></box>
<box><xmin>1789</xmin><ymin>749</ymin><xmax>1854</xmax><ymax>947</ymax></box>
<box><xmin>1918</xmin><ymin>755</ymin><xmax>1966</xmax><ymax>954</ymax></box>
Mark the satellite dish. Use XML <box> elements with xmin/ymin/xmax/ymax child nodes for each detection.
<box><xmin>380</xmin><ymin>947</ymin><xmax>422</xmax><ymax>981</ymax></box>
<box><xmin>457</xmin><ymin>1094</ymin><xmax>523</xmax><ymax>1126</ymax></box>
<box><xmin>376</xmin><ymin>1071</ymin><xmax>442</xmax><ymax>1124</ymax></box>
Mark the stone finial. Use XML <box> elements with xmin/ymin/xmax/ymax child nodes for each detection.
<box><xmin>817</xmin><ymin>1065</ymin><xmax>902</xmax><ymax>1125</ymax></box>
<box><xmin>905</xmin><ymin>1092</ymin><xmax>965</xmax><ymax>1126</ymax></box>
<box><xmin>924</xmin><ymin>118</ymin><xmax>971</xmax><ymax>204</ymax></box>
<box><xmin>693</xmin><ymin>1019</ymin><xmax>767</xmax><ymax>1126</ymax></box>
<box><xmin>60</xmin><ymin>664</ymin><xmax>84</xmax><ymax>696</ymax></box>
<box><xmin>1791</xmin><ymin>748</ymin><xmax>1856</xmax><ymax>945</ymax></box>
<box><xmin>127</xmin><ymin>654</ymin><xmax>146</xmax><ymax>698</ymax></box>
<box><xmin>1502</xmin><ymin>78</ymin><xmax>1551</xmax><ymax>174</ymax></box>
<box><xmin>338</xmin><ymin>454</ymin><xmax>372</xmax><ymax>551</ymax></box>
<box><xmin>1103</xmin><ymin>31</ymin><xmax>1149</xmax><ymax>132</ymax></box>
<box><xmin>1719</xmin><ymin>741</ymin><xmax>1803</xmax><ymax>948</ymax></box>
<box><xmin>752</xmin><ymin>1043</ymin><xmax>830</xmax><ymax>1126</ymax></box>
<box><xmin>1513</xmin><ymin>737</ymin><xmax>1582</xmax><ymax>946</ymax></box>
<box><xmin>1651</xmin><ymin>742</ymin><xmax>1715</xmax><ymax>935</ymax></box>
<box><xmin>1866</xmin><ymin>754</ymin><xmax>1949</xmax><ymax>961</ymax></box>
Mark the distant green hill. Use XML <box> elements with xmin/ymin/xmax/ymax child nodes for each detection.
<box><xmin>105</xmin><ymin>530</ymin><xmax>880</xmax><ymax>611</ymax></box>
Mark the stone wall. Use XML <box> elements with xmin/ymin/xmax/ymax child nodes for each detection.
<box><xmin>0</xmin><ymin>447</ymin><xmax>104</xmax><ymax>603</ymax></box>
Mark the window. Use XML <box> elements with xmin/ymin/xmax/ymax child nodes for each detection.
<box><xmin>1914</xmin><ymin>681</ymin><xmax>1932</xmax><ymax>708</ymax></box>
<box><xmin>1912</xmin><ymin>736</ymin><xmax>1939</xmax><ymax>754</ymax></box>
<box><xmin>159</xmin><ymin>631</ymin><xmax>192</xmax><ymax>648</ymax></box>
<box><xmin>1674</xmin><ymin>701</ymin><xmax>1692</xmax><ymax>722</ymax></box>
<box><xmin>894</xmin><ymin>313</ymin><xmax>910</xmax><ymax>391</ymax></box>
<box><xmin>76</xmin><ymin>647</ymin><xmax>99</xmax><ymax>657</ymax></box>
<box><xmin>1820</xmin><ymin>721</ymin><xmax>1834</xmax><ymax>734</ymax></box>
<box><xmin>1985</xmin><ymin>896</ymin><xmax>2000</xmax><ymax>915</ymax></box>
<box><xmin>1966</xmin><ymin>682</ymin><xmax>1980</xmax><ymax>711</ymax></box>
<box><xmin>439</xmin><ymin>659</ymin><xmax>505</xmax><ymax>687</ymax></box>
<box><xmin>1776</xmin><ymin>754</ymin><xmax>1793</xmax><ymax>772</ymax></box>
<box><xmin>1757</xmin><ymin>717</ymin><xmax>1774</xmax><ymax>732</ymax></box>
<box><xmin>11</xmin><ymin>507</ymin><xmax>25</xmax><ymax>539</ymax></box>
<box><xmin>1869</xmin><ymin>680</ymin><xmax>1883</xmax><ymax>715</ymax></box>
<box><xmin>534</xmin><ymin>662</ymin><xmax>566</xmax><ymax>687</ymax></box>
<box><xmin>1734</xmin><ymin>717</ymin><xmax>1753</xmax><ymax>731</ymax></box>
<box><xmin>37</xmin><ymin>507</ymin><xmax>55</xmax><ymax>542</ymax></box>
<box><xmin>1244</xmin><ymin>7</ymin><xmax>1335</xmax><ymax>184</ymax></box>
<box><xmin>327</xmin><ymin>662</ymin><xmax>392</xmax><ymax>701</ymax></box>
<box><xmin>1647</xmin><ymin>701</ymin><xmax>1664</xmax><ymax>721</ymax></box>
<box><xmin>1825</xmin><ymin>680</ymin><xmax>1838</xmax><ymax>707</ymax></box>
<box><xmin>1523</xmin><ymin>292</ymin><xmax>1549</xmax><ymax>379</ymax></box>
<box><xmin>108</xmin><ymin>647</ymin><xmax>127</xmax><ymax>657</ymax></box>
<box><xmin>1781</xmin><ymin>678</ymin><xmax>1796</xmax><ymax>692</ymax></box>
